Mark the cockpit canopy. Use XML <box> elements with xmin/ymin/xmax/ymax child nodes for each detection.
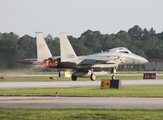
<box><xmin>108</xmin><ymin>47</ymin><xmax>132</xmax><ymax>54</ymax></box>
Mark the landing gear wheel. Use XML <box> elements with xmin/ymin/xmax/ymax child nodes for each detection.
<box><xmin>112</xmin><ymin>75</ymin><xmax>115</xmax><ymax>80</ymax></box>
<box><xmin>90</xmin><ymin>73</ymin><xmax>96</xmax><ymax>81</ymax></box>
<box><xmin>58</xmin><ymin>71</ymin><xmax>61</xmax><ymax>77</ymax></box>
<box><xmin>71</xmin><ymin>75</ymin><xmax>77</xmax><ymax>81</ymax></box>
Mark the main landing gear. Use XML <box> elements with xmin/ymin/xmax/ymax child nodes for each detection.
<box><xmin>71</xmin><ymin>75</ymin><xmax>77</xmax><ymax>81</ymax></box>
<box><xmin>90</xmin><ymin>73</ymin><xmax>96</xmax><ymax>81</ymax></box>
<box><xmin>111</xmin><ymin>66</ymin><xmax>118</xmax><ymax>80</ymax></box>
<box><xmin>71</xmin><ymin>73</ymin><xmax>96</xmax><ymax>81</ymax></box>
<box><xmin>90</xmin><ymin>69</ymin><xmax>96</xmax><ymax>81</ymax></box>
<box><xmin>112</xmin><ymin>74</ymin><xmax>115</xmax><ymax>80</ymax></box>
<box><xmin>71</xmin><ymin>69</ymin><xmax>97</xmax><ymax>81</ymax></box>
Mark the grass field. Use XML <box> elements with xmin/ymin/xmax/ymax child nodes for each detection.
<box><xmin>0</xmin><ymin>108</ymin><xmax>163</xmax><ymax>120</ymax></box>
<box><xmin>1</xmin><ymin>75</ymin><xmax>163</xmax><ymax>82</ymax></box>
<box><xmin>0</xmin><ymin>86</ymin><xmax>163</xmax><ymax>97</ymax></box>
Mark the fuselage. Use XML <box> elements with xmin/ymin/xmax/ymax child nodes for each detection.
<box><xmin>55</xmin><ymin>49</ymin><xmax>148</xmax><ymax>69</ymax></box>
<box><xmin>78</xmin><ymin>52</ymin><xmax>147</xmax><ymax>68</ymax></box>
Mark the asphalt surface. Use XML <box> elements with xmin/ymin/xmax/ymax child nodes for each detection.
<box><xmin>0</xmin><ymin>80</ymin><xmax>163</xmax><ymax>89</ymax></box>
<box><xmin>0</xmin><ymin>97</ymin><xmax>163</xmax><ymax>109</ymax></box>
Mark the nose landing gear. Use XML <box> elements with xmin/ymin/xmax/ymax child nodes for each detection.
<box><xmin>111</xmin><ymin>66</ymin><xmax>118</xmax><ymax>80</ymax></box>
<box><xmin>90</xmin><ymin>73</ymin><xmax>96</xmax><ymax>81</ymax></box>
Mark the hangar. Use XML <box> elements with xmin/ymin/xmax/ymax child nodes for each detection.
<box><xmin>145</xmin><ymin>59</ymin><xmax>163</xmax><ymax>70</ymax></box>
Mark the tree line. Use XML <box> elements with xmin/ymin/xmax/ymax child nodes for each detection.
<box><xmin>0</xmin><ymin>25</ymin><xmax>163</xmax><ymax>69</ymax></box>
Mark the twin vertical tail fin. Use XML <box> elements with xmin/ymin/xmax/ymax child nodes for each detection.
<box><xmin>36</xmin><ymin>32</ymin><xmax>77</xmax><ymax>63</ymax></box>
<box><xmin>36</xmin><ymin>32</ymin><xmax>52</xmax><ymax>61</ymax></box>
<box><xmin>59</xmin><ymin>33</ymin><xmax>78</xmax><ymax>62</ymax></box>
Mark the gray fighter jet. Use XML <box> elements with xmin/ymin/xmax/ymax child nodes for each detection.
<box><xmin>16</xmin><ymin>32</ymin><xmax>148</xmax><ymax>81</ymax></box>
<box><xmin>43</xmin><ymin>33</ymin><xmax>148</xmax><ymax>81</ymax></box>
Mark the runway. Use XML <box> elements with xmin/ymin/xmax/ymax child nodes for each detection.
<box><xmin>0</xmin><ymin>80</ymin><xmax>163</xmax><ymax>109</ymax></box>
<box><xmin>0</xmin><ymin>80</ymin><xmax>163</xmax><ymax>89</ymax></box>
<box><xmin>0</xmin><ymin>97</ymin><xmax>163</xmax><ymax>109</ymax></box>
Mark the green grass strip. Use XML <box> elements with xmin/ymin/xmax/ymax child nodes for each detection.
<box><xmin>0</xmin><ymin>108</ymin><xmax>163</xmax><ymax>120</ymax></box>
<box><xmin>0</xmin><ymin>86</ymin><xmax>163</xmax><ymax>97</ymax></box>
<box><xmin>1</xmin><ymin>75</ymin><xmax>163</xmax><ymax>82</ymax></box>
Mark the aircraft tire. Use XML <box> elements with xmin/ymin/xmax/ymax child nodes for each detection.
<box><xmin>58</xmin><ymin>71</ymin><xmax>61</xmax><ymax>77</ymax></box>
<box><xmin>71</xmin><ymin>75</ymin><xmax>77</xmax><ymax>81</ymax></box>
<box><xmin>90</xmin><ymin>73</ymin><xmax>96</xmax><ymax>81</ymax></box>
<box><xmin>112</xmin><ymin>75</ymin><xmax>115</xmax><ymax>80</ymax></box>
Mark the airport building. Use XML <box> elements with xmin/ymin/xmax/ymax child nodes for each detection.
<box><xmin>145</xmin><ymin>58</ymin><xmax>163</xmax><ymax>70</ymax></box>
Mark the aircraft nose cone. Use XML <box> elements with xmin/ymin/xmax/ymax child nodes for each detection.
<box><xmin>145</xmin><ymin>59</ymin><xmax>148</xmax><ymax>63</ymax></box>
<box><xmin>142</xmin><ymin>58</ymin><xmax>148</xmax><ymax>64</ymax></box>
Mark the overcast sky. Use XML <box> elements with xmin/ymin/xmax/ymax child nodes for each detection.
<box><xmin>0</xmin><ymin>0</ymin><xmax>163</xmax><ymax>38</ymax></box>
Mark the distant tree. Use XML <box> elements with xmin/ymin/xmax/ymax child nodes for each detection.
<box><xmin>149</xmin><ymin>28</ymin><xmax>156</xmax><ymax>35</ymax></box>
<box><xmin>102</xmin><ymin>35</ymin><xmax>114</xmax><ymax>51</ymax></box>
<box><xmin>80</xmin><ymin>29</ymin><xmax>93</xmax><ymax>39</ymax></box>
<box><xmin>128</xmin><ymin>25</ymin><xmax>143</xmax><ymax>40</ymax></box>
<box><xmin>157</xmin><ymin>32</ymin><xmax>163</xmax><ymax>41</ymax></box>
<box><xmin>72</xmin><ymin>40</ymin><xmax>93</xmax><ymax>55</ymax></box>
<box><xmin>80</xmin><ymin>30</ymin><xmax>103</xmax><ymax>53</ymax></box>
<box><xmin>0</xmin><ymin>32</ymin><xmax>19</xmax><ymax>54</ymax></box>
<box><xmin>47</xmin><ymin>37</ymin><xmax>60</xmax><ymax>56</ymax></box>
<box><xmin>0</xmin><ymin>32</ymin><xmax>19</xmax><ymax>68</ymax></box>
<box><xmin>146</xmin><ymin>48</ymin><xmax>163</xmax><ymax>59</ymax></box>
<box><xmin>0</xmin><ymin>33</ymin><xmax>2</xmax><ymax>40</ymax></box>
<box><xmin>45</xmin><ymin>34</ymin><xmax>53</xmax><ymax>41</ymax></box>
<box><xmin>17</xmin><ymin>35</ymin><xmax>36</xmax><ymax>57</ymax></box>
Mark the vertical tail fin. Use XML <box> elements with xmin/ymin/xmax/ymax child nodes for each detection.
<box><xmin>36</xmin><ymin>32</ymin><xmax>52</xmax><ymax>61</ymax></box>
<box><xmin>59</xmin><ymin>33</ymin><xmax>78</xmax><ymax>62</ymax></box>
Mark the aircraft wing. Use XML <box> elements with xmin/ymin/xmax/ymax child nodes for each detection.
<box><xmin>79</xmin><ymin>56</ymin><xmax>121</xmax><ymax>65</ymax></box>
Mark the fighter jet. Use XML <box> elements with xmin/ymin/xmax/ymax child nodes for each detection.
<box><xmin>16</xmin><ymin>32</ymin><xmax>148</xmax><ymax>81</ymax></box>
